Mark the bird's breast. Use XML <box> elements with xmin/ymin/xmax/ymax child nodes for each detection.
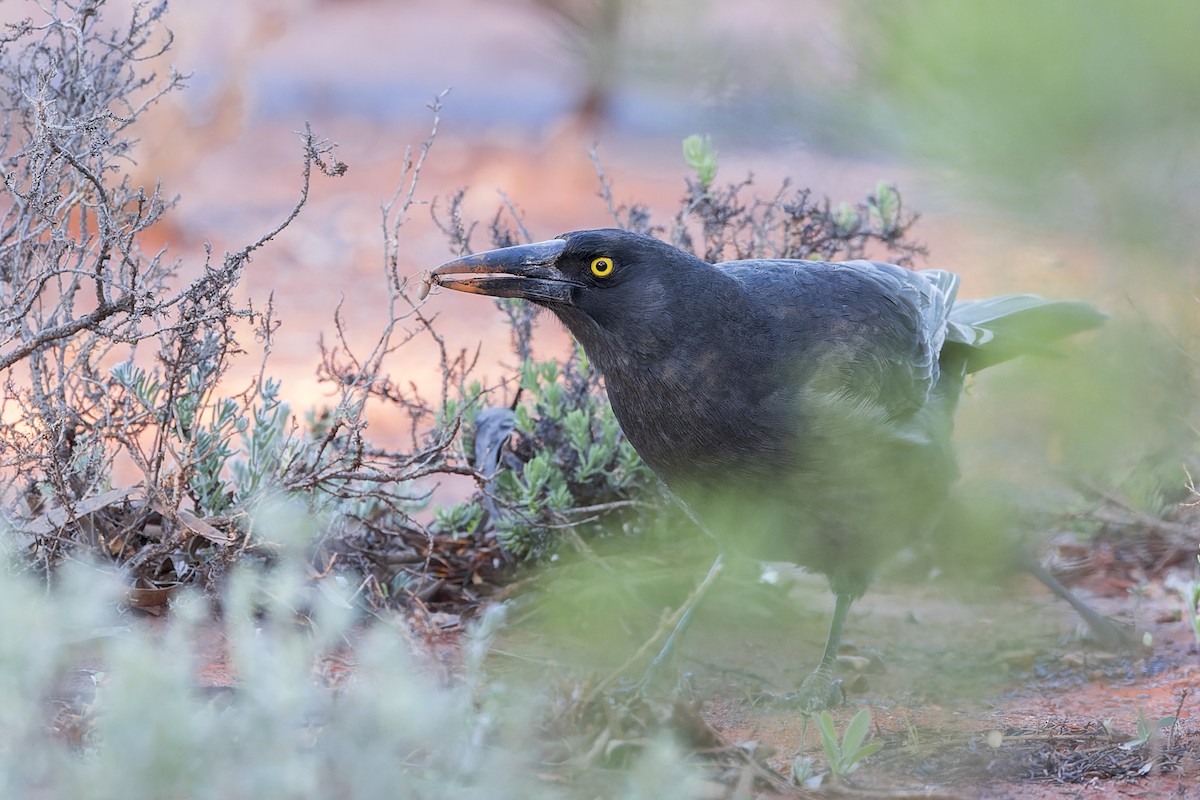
<box><xmin>600</xmin><ymin>352</ymin><xmax>797</xmax><ymax>485</ymax></box>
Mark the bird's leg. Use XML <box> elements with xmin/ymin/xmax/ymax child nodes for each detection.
<box><xmin>816</xmin><ymin>592</ymin><xmax>854</xmax><ymax>674</ymax></box>
<box><xmin>1020</xmin><ymin>553</ymin><xmax>1139</xmax><ymax>651</ymax></box>
<box><xmin>752</xmin><ymin>591</ymin><xmax>853</xmax><ymax>710</ymax></box>
<box><xmin>789</xmin><ymin>592</ymin><xmax>853</xmax><ymax>710</ymax></box>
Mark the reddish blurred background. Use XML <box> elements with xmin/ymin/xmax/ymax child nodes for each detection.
<box><xmin>12</xmin><ymin>0</ymin><xmax>1100</xmax><ymax>444</ymax></box>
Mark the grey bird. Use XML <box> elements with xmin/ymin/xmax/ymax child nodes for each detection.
<box><xmin>427</xmin><ymin>228</ymin><xmax>1126</xmax><ymax>707</ymax></box>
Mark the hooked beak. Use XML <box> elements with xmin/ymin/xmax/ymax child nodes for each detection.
<box><xmin>427</xmin><ymin>239</ymin><xmax>580</xmax><ymax>305</ymax></box>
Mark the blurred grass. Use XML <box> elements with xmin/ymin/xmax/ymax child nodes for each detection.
<box><xmin>846</xmin><ymin>1</ymin><xmax>1200</xmax><ymax>267</ymax></box>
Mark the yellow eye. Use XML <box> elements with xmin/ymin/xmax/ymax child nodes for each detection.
<box><xmin>590</xmin><ymin>256</ymin><xmax>614</xmax><ymax>278</ymax></box>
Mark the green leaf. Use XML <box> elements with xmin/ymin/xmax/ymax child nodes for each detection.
<box><xmin>843</xmin><ymin>742</ymin><xmax>883</xmax><ymax>774</ymax></box>
<box><xmin>816</xmin><ymin>711</ymin><xmax>840</xmax><ymax>764</ymax></box>
<box><xmin>514</xmin><ymin>404</ymin><xmax>535</xmax><ymax>434</ymax></box>
<box><xmin>871</xmin><ymin>180</ymin><xmax>901</xmax><ymax>231</ymax></box>
<box><xmin>564</xmin><ymin>408</ymin><xmax>592</xmax><ymax>453</ymax></box>
<box><xmin>841</xmin><ymin>708</ymin><xmax>872</xmax><ymax>757</ymax></box>
<box><xmin>682</xmin><ymin>134</ymin><xmax>718</xmax><ymax>188</ymax></box>
<box><xmin>790</xmin><ymin>755</ymin><xmax>816</xmax><ymax>785</ymax></box>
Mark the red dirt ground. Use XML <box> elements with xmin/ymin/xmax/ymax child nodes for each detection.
<box><xmin>154</xmin><ymin>544</ymin><xmax>1199</xmax><ymax>799</ymax></box>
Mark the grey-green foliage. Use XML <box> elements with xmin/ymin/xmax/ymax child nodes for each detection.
<box><xmin>0</xmin><ymin>514</ymin><xmax>704</xmax><ymax>800</ymax></box>
<box><xmin>229</xmin><ymin>378</ymin><xmax>294</xmax><ymax>505</ymax></box>
<box><xmin>436</xmin><ymin>348</ymin><xmax>655</xmax><ymax>560</ymax></box>
<box><xmin>109</xmin><ymin>341</ymin><xmax>298</xmax><ymax>518</ymax></box>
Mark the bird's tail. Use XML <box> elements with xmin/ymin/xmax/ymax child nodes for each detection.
<box><xmin>944</xmin><ymin>295</ymin><xmax>1106</xmax><ymax>373</ymax></box>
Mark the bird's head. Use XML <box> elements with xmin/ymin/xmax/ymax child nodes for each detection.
<box><xmin>428</xmin><ymin>229</ymin><xmax>719</xmax><ymax>359</ymax></box>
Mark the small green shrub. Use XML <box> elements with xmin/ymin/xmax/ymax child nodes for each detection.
<box><xmin>1114</xmin><ymin>708</ymin><xmax>1179</xmax><ymax>752</ymax></box>
<box><xmin>682</xmin><ymin>133</ymin><xmax>719</xmax><ymax>189</ymax></box>
<box><xmin>815</xmin><ymin>708</ymin><xmax>884</xmax><ymax>782</ymax></box>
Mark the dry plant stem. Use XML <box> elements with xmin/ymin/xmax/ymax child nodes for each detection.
<box><xmin>590</xmin><ymin>147</ymin><xmax>623</xmax><ymax>226</ymax></box>
<box><xmin>0</xmin><ymin>1</ymin><xmax>383</xmax><ymax>584</ymax></box>
<box><xmin>307</xmin><ymin>92</ymin><xmax>501</xmax><ymax>544</ymax></box>
<box><xmin>1167</xmin><ymin>688</ymin><xmax>1189</xmax><ymax>750</ymax></box>
<box><xmin>146</xmin><ymin>127</ymin><xmax>339</xmax><ymax>496</ymax></box>
<box><xmin>584</xmin><ymin>552</ymin><xmax>725</xmax><ymax>704</ymax></box>
<box><xmin>0</xmin><ymin>297</ymin><xmax>136</xmax><ymax>372</ymax></box>
<box><xmin>496</xmin><ymin>190</ymin><xmax>534</xmax><ymax>244</ymax></box>
<box><xmin>320</xmin><ymin>91</ymin><xmax>468</xmax><ymax>463</ymax></box>
<box><xmin>1073</xmin><ymin>479</ymin><xmax>1195</xmax><ymax>539</ymax></box>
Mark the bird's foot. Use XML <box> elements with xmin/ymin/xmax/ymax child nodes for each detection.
<box><xmin>1082</xmin><ymin>615</ymin><xmax>1142</xmax><ymax>653</ymax></box>
<box><xmin>753</xmin><ymin>669</ymin><xmax>845</xmax><ymax>711</ymax></box>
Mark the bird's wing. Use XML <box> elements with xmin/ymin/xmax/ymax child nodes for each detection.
<box><xmin>721</xmin><ymin>259</ymin><xmax>961</xmax><ymax>420</ymax></box>
<box><xmin>840</xmin><ymin>261</ymin><xmax>960</xmax><ymax>414</ymax></box>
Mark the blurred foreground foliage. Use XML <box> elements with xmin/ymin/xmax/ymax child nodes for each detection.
<box><xmin>0</xmin><ymin>522</ymin><xmax>712</xmax><ymax>799</ymax></box>
<box><xmin>837</xmin><ymin>0</ymin><xmax>1200</xmax><ymax>536</ymax></box>
<box><xmin>846</xmin><ymin>1</ymin><xmax>1200</xmax><ymax>263</ymax></box>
